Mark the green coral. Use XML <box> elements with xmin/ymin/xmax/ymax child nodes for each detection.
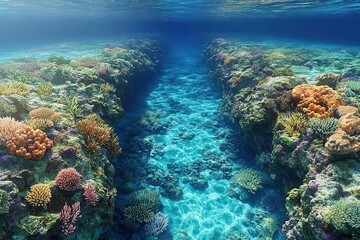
<box><xmin>260</xmin><ymin>217</ymin><xmax>277</xmax><ymax>240</ymax></box>
<box><xmin>124</xmin><ymin>204</ymin><xmax>154</xmax><ymax>223</ymax></box>
<box><xmin>0</xmin><ymin>189</ymin><xmax>10</xmax><ymax>214</ymax></box>
<box><xmin>48</xmin><ymin>55</ymin><xmax>70</xmax><ymax>65</ymax></box>
<box><xmin>66</xmin><ymin>94</ymin><xmax>81</xmax><ymax>118</ymax></box>
<box><xmin>18</xmin><ymin>214</ymin><xmax>58</xmax><ymax>235</ymax></box>
<box><xmin>0</xmin><ymin>82</ymin><xmax>30</xmax><ymax>96</ymax></box>
<box><xmin>309</xmin><ymin>117</ymin><xmax>339</xmax><ymax>139</ymax></box>
<box><xmin>233</xmin><ymin>168</ymin><xmax>263</xmax><ymax>194</ymax></box>
<box><xmin>36</xmin><ymin>82</ymin><xmax>53</xmax><ymax>98</ymax></box>
<box><xmin>272</xmin><ymin>68</ymin><xmax>294</xmax><ymax>77</ymax></box>
<box><xmin>133</xmin><ymin>189</ymin><xmax>160</xmax><ymax>209</ymax></box>
<box><xmin>0</xmin><ymin>96</ymin><xmax>17</xmax><ymax>117</ymax></box>
<box><xmin>330</xmin><ymin>200</ymin><xmax>360</xmax><ymax>231</ymax></box>
<box><xmin>343</xmin><ymin>81</ymin><xmax>360</xmax><ymax>93</ymax></box>
<box><xmin>275</xmin><ymin>112</ymin><xmax>308</xmax><ymax>138</ymax></box>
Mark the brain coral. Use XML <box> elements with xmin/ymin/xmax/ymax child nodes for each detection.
<box><xmin>292</xmin><ymin>84</ymin><xmax>343</xmax><ymax>118</ymax></box>
<box><xmin>25</xmin><ymin>183</ymin><xmax>52</xmax><ymax>206</ymax></box>
<box><xmin>6</xmin><ymin>126</ymin><xmax>53</xmax><ymax>159</ymax></box>
<box><xmin>55</xmin><ymin>168</ymin><xmax>82</xmax><ymax>191</ymax></box>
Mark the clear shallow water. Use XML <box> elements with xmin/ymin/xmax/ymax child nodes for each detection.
<box><xmin>112</xmin><ymin>44</ymin><xmax>286</xmax><ymax>239</ymax></box>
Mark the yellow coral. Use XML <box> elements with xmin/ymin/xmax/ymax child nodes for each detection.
<box><xmin>292</xmin><ymin>84</ymin><xmax>343</xmax><ymax>118</ymax></box>
<box><xmin>36</xmin><ymin>82</ymin><xmax>53</xmax><ymax>97</ymax></box>
<box><xmin>76</xmin><ymin>114</ymin><xmax>121</xmax><ymax>156</ymax></box>
<box><xmin>0</xmin><ymin>82</ymin><xmax>30</xmax><ymax>96</ymax></box>
<box><xmin>25</xmin><ymin>183</ymin><xmax>52</xmax><ymax>206</ymax></box>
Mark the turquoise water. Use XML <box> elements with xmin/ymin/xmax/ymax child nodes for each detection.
<box><xmin>112</xmin><ymin>44</ymin><xmax>285</xmax><ymax>239</ymax></box>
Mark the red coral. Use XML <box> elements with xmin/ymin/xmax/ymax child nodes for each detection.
<box><xmin>55</xmin><ymin>168</ymin><xmax>82</xmax><ymax>191</ymax></box>
<box><xmin>83</xmin><ymin>183</ymin><xmax>98</xmax><ymax>206</ymax></box>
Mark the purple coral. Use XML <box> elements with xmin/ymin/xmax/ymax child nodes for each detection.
<box><xmin>83</xmin><ymin>183</ymin><xmax>98</xmax><ymax>206</ymax></box>
<box><xmin>55</xmin><ymin>168</ymin><xmax>82</xmax><ymax>191</ymax></box>
<box><xmin>144</xmin><ymin>212</ymin><xmax>169</xmax><ymax>237</ymax></box>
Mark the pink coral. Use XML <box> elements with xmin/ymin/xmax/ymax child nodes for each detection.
<box><xmin>0</xmin><ymin>117</ymin><xmax>26</xmax><ymax>145</ymax></box>
<box><xmin>83</xmin><ymin>183</ymin><xmax>98</xmax><ymax>206</ymax></box>
<box><xmin>59</xmin><ymin>201</ymin><xmax>81</xmax><ymax>235</ymax></box>
<box><xmin>55</xmin><ymin>168</ymin><xmax>82</xmax><ymax>191</ymax></box>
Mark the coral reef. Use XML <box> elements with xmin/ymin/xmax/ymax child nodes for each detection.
<box><xmin>205</xmin><ymin>39</ymin><xmax>360</xmax><ymax>240</ymax></box>
<box><xmin>0</xmin><ymin>39</ymin><xmax>161</xmax><ymax>239</ymax></box>
<box><xmin>232</xmin><ymin>168</ymin><xmax>263</xmax><ymax>194</ymax></box>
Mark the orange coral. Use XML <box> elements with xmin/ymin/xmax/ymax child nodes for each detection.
<box><xmin>29</xmin><ymin>107</ymin><xmax>60</xmax><ymax>121</ymax></box>
<box><xmin>6</xmin><ymin>126</ymin><xmax>53</xmax><ymax>160</ymax></box>
<box><xmin>292</xmin><ymin>84</ymin><xmax>343</xmax><ymax>118</ymax></box>
<box><xmin>76</xmin><ymin>114</ymin><xmax>121</xmax><ymax>156</ymax></box>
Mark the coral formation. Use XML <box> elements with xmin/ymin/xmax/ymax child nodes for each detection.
<box><xmin>55</xmin><ymin>167</ymin><xmax>82</xmax><ymax>191</ymax></box>
<box><xmin>59</xmin><ymin>201</ymin><xmax>81</xmax><ymax>235</ymax></box>
<box><xmin>0</xmin><ymin>82</ymin><xmax>30</xmax><ymax>96</ymax></box>
<box><xmin>0</xmin><ymin>117</ymin><xmax>26</xmax><ymax>145</ymax></box>
<box><xmin>6</xmin><ymin>126</ymin><xmax>53</xmax><ymax>159</ymax></box>
<box><xmin>292</xmin><ymin>84</ymin><xmax>343</xmax><ymax>118</ymax></box>
<box><xmin>25</xmin><ymin>183</ymin><xmax>52</xmax><ymax>206</ymax></box>
<box><xmin>83</xmin><ymin>183</ymin><xmax>98</xmax><ymax>206</ymax></box>
<box><xmin>232</xmin><ymin>168</ymin><xmax>263</xmax><ymax>194</ymax></box>
<box><xmin>275</xmin><ymin>112</ymin><xmax>308</xmax><ymax>138</ymax></box>
<box><xmin>76</xmin><ymin>114</ymin><xmax>121</xmax><ymax>156</ymax></box>
<box><xmin>309</xmin><ymin>117</ymin><xmax>339</xmax><ymax>139</ymax></box>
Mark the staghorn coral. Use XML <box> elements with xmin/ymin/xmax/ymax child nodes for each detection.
<box><xmin>0</xmin><ymin>82</ymin><xmax>30</xmax><ymax>96</ymax></box>
<box><xmin>275</xmin><ymin>112</ymin><xmax>308</xmax><ymax>138</ymax></box>
<box><xmin>144</xmin><ymin>212</ymin><xmax>169</xmax><ymax>237</ymax></box>
<box><xmin>24</xmin><ymin>118</ymin><xmax>54</xmax><ymax>130</ymax></box>
<box><xmin>55</xmin><ymin>168</ymin><xmax>82</xmax><ymax>191</ymax></box>
<box><xmin>0</xmin><ymin>117</ymin><xmax>26</xmax><ymax>145</ymax></box>
<box><xmin>36</xmin><ymin>82</ymin><xmax>53</xmax><ymax>98</ymax></box>
<box><xmin>59</xmin><ymin>201</ymin><xmax>81</xmax><ymax>235</ymax></box>
<box><xmin>124</xmin><ymin>203</ymin><xmax>154</xmax><ymax>223</ymax></box>
<box><xmin>309</xmin><ymin>117</ymin><xmax>339</xmax><ymax>139</ymax></box>
<box><xmin>76</xmin><ymin>114</ymin><xmax>121</xmax><ymax>156</ymax></box>
<box><xmin>325</xmin><ymin>129</ymin><xmax>360</xmax><ymax>154</ymax></box>
<box><xmin>232</xmin><ymin>168</ymin><xmax>263</xmax><ymax>194</ymax></box>
<box><xmin>292</xmin><ymin>84</ymin><xmax>343</xmax><ymax>118</ymax></box>
<box><xmin>6</xmin><ymin>126</ymin><xmax>53</xmax><ymax>159</ymax></box>
<box><xmin>25</xmin><ymin>183</ymin><xmax>52</xmax><ymax>206</ymax></box>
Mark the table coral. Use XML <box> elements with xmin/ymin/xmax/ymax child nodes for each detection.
<box><xmin>292</xmin><ymin>84</ymin><xmax>343</xmax><ymax>118</ymax></box>
<box><xmin>6</xmin><ymin>126</ymin><xmax>53</xmax><ymax>159</ymax></box>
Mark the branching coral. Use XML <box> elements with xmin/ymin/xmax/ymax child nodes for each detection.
<box><xmin>133</xmin><ymin>189</ymin><xmax>160</xmax><ymax>208</ymax></box>
<box><xmin>76</xmin><ymin>114</ymin><xmax>121</xmax><ymax>156</ymax></box>
<box><xmin>25</xmin><ymin>183</ymin><xmax>52</xmax><ymax>206</ymax></box>
<box><xmin>0</xmin><ymin>82</ymin><xmax>30</xmax><ymax>96</ymax></box>
<box><xmin>59</xmin><ymin>201</ymin><xmax>81</xmax><ymax>235</ymax></box>
<box><xmin>329</xmin><ymin>200</ymin><xmax>360</xmax><ymax>231</ymax></box>
<box><xmin>83</xmin><ymin>183</ymin><xmax>98</xmax><ymax>206</ymax></box>
<box><xmin>309</xmin><ymin>117</ymin><xmax>339</xmax><ymax>139</ymax></box>
<box><xmin>36</xmin><ymin>82</ymin><xmax>53</xmax><ymax>98</ymax></box>
<box><xmin>0</xmin><ymin>117</ymin><xmax>26</xmax><ymax>145</ymax></box>
<box><xmin>55</xmin><ymin>168</ymin><xmax>82</xmax><ymax>191</ymax></box>
<box><xmin>275</xmin><ymin>112</ymin><xmax>308</xmax><ymax>137</ymax></box>
<box><xmin>292</xmin><ymin>84</ymin><xmax>343</xmax><ymax>118</ymax></box>
<box><xmin>124</xmin><ymin>204</ymin><xmax>154</xmax><ymax>223</ymax></box>
<box><xmin>233</xmin><ymin>168</ymin><xmax>263</xmax><ymax>194</ymax></box>
<box><xmin>6</xmin><ymin>126</ymin><xmax>53</xmax><ymax>159</ymax></box>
